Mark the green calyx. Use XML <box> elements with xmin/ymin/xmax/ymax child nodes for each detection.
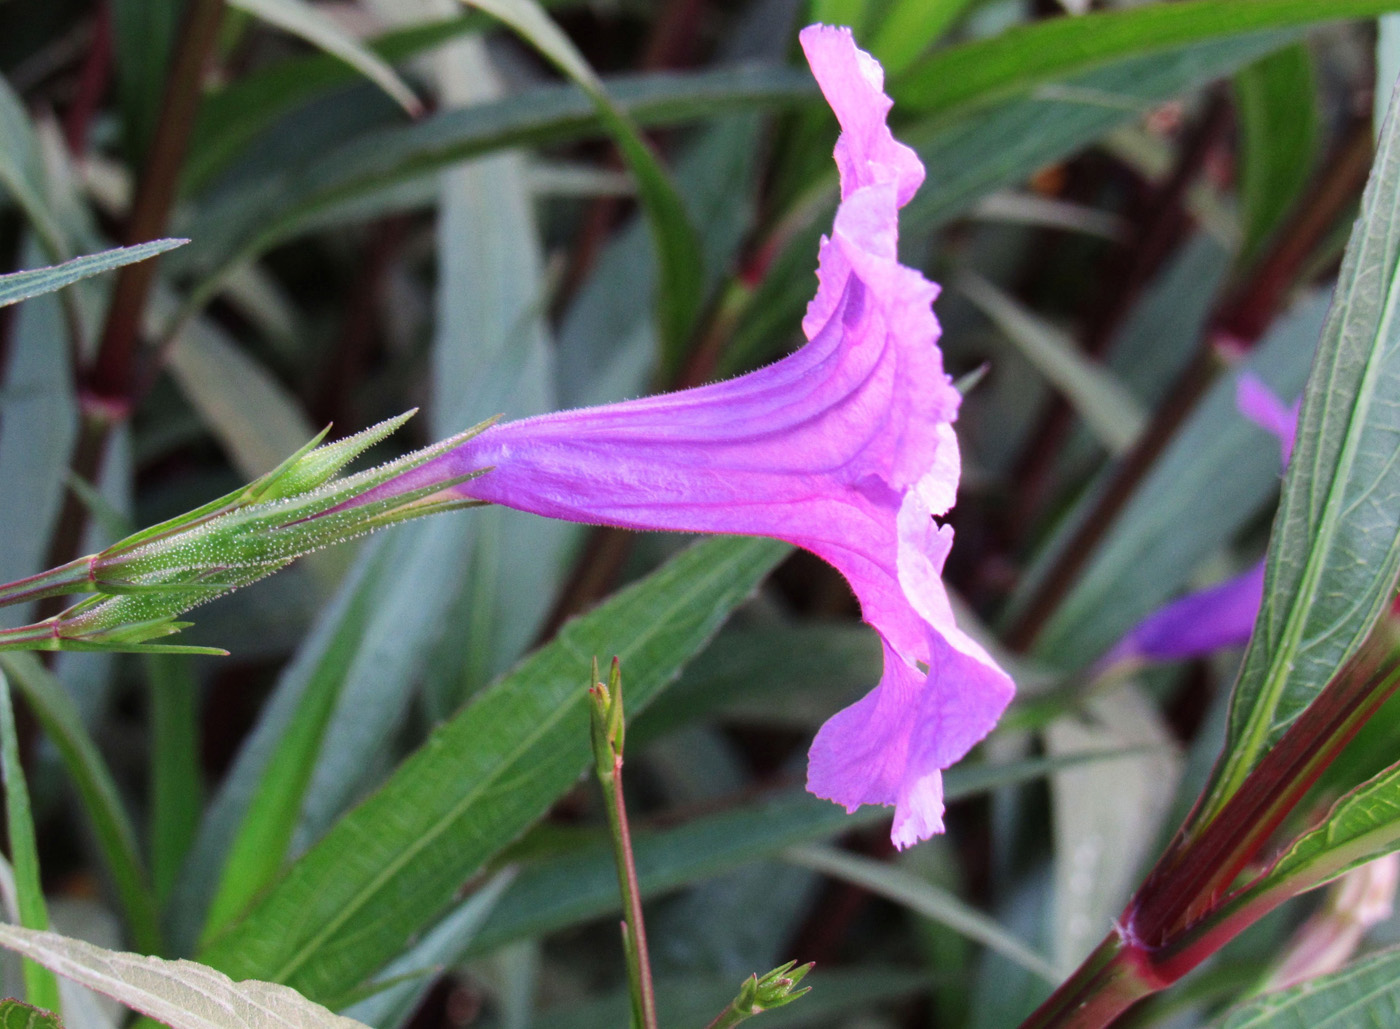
<box><xmin>0</xmin><ymin>411</ymin><xmax>498</xmax><ymax>655</ymax></box>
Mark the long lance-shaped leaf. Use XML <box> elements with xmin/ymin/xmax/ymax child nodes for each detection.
<box><xmin>894</xmin><ymin>0</ymin><xmax>1400</xmax><ymax>117</ymax></box>
<box><xmin>466</xmin><ymin>0</ymin><xmax>702</xmax><ymax>377</ymax></box>
<box><xmin>1234</xmin><ymin>45</ymin><xmax>1318</xmax><ymax>262</ymax></box>
<box><xmin>0</xmin><ymin>74</ymin><xmax>66</xmax><ymax>259</ymax></box>
<box><xmin>0</xmin><ymin>654</ymin><xmax>162</xmax><ymax>955</ymax></box>
<box><xmin>1203</xmin><ymin>73</ymin><xmax>1400</xmax><ymax>819</ymax></box>
<box><xmin>0</xmin><ymin>924</ymin><xmax>367</xmax><ymax>1029</ymax></box>
<box><xmin>186</xmin><ymin>1</ymin><xmax>583</xmax><ymax>191</ymax></box>
<box><xmin>0</xmin><ymin>674</ymin><xmax>61</xmax><ymax>1015</ymax></box>
<box><xmin>175</xmin><ymin>66</ymin><xmax>813</xmax><ymax>316</ymax></box>
<box><xmin>225</xmin><ymin>0</ymin><xmax>422</xmax><ymax>116</ymax></box>
<box><xmin>198</xmin><ymin>536</ymin><xmax>789</xmax><ymax>1006</ymax></box>
<box><xmin>0</xmin><ymin>241</ymin><xmax>187</xmax><ymax>308</ymax></box>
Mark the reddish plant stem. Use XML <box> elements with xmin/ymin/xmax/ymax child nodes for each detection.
<box><xmin>1016</xmin><ymin>935</ymin><xmax>1162</xmax><ymax>1029</ymax></box>
<box><xmin>1019</xmin><ymin>620</ymin><xmax>1400</xmax><ymax>1029</ymax></box>
<box><xmin>608</xmin><ymin>753</ymin><xmax>658</xmax><ymax>1029</ymax></box>
<box><xmin>1129</xmin><ymin>625</ymin><xmax>1400</xmax><ymax>943</ymax></box>
<box><xmin>1006</xmin><ymin>344</ymin><xmax>1220</xmax><ymax>651</ymax></box>
<box><xmin>88</xmin><ymin>0</ymin><xmax>224</xmax><ymax>407</ymax></box>
<box><xmin>1010</xmin><ymin>94</ymin><xmax>1230</xmax><ymax>545</ymax></box>
<box><xmin>42</xmin><ymin>0</ymin><xmax>224</xmax><ymax>594</ymax></box>
<box><xmin>1007</xmin><ymin>124</ymin><xmax>1374</xmax><ymax>652</ymax></box>
<box><xmin>63</xmin><ymin>0</ymin><xmax>112</xmax><ymax>156</ymax></box>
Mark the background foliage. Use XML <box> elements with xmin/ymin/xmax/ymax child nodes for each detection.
<box><xmin>5</xmin><ymin>0</ymin><xmax>1400</xmax><ymax>1027</ymax></box>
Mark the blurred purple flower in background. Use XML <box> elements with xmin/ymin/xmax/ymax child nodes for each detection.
<box><xmin>1105</xmin><ymin>373</ymin><xmax>1299</xmax><ymax>667</ymax></box>
<box><xmin>354</xmin><ymin>25</ymin><xmax>1013</xmax><ymax>847</ymax></box>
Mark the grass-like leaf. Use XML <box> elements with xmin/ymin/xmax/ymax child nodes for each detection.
<box><xmin>895</xmin><ymin>0</ymin><xmax>1400</xmax><ymax>117</ymax></box>
<box><xmin>0</xmin><ymin>241</ymin><xmax>186</xmax><ymax>308</ymax></box>
<box><xmin>1234</xmin><ymin>45</ymin><xmax>1318</xmax><ymax>263</ymax></box>
<box><xmin>226</xmin><ymin>0</ymin><xmax>421</xmax><ymax>117</ymax></box>
<box><xmin>0</xmin><ymin>654</ymin><xmax>162</xmax><ymax>954</ymax></box>
<box><xmin>784</xmin><ymin>845</ymin><xmax>1061</xmax><ymax>983</ymax></box>
<box><xmin>0</xmin><ymin>673</ymin><xmax>60</xmax><ymax>1015</ymax></box>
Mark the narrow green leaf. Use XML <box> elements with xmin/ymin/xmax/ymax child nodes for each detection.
<box><xmin>462</xmin><ymin>0</ymin><xmax>704</xmax><ymax>378</ymax></box>
<box><xmin>177</xmin><ymin>67</ymin><xmax>808</xmax><ymax>337</ymax></box>
<box><xmin>0</xmin><ymin>654</ymin><xmax>162</xmax><ymax>955</ymax></box>
<box><xmin>110</xmin><ymin>0</ymin><xmax>181</xmax><ymax>164</ymax></box>
<box><xmin>1207</xmin><ymin>73</ymin><xmax>1400</xmax><ymax>816</ymax></box>
<box><xmin>414</xmin><ymin>29</ymin><xmax>573</xmax><ymax>719</ymax></box>
<box><xmin>343</xmin><ymin>870</ymin><xmax>515</xmax><ymax>1028</ymax></box>
<box><xmin>0</xmin><ymin>673</ymin><xmax>61</xmax><ymax>1015</ymax></box>
<box><xmin>894</xmin><ymin>0</ymin><xmax>1400</xmax><ymax>117</ymax></box>
<box><xmin>0</xmin><ymin>241</ymin><xmax>79</xmax><ymax>594</ymax></box>
<box><xmin>1212</xmin><ymin>945</ymin><xmax>1400</xmax><ymax>1028</ymax></box>
<box><xmin>958</xmin><ymin>272</ymin><xmax>1146</xmax><ymax>454</ymax></box>
<box><xmin>784</xmin><ymin>845</ymin><xmax>1061</xmax><ymax>983</ymax></box>
<box><xmin>869</xmin><ymin>0</ymin><xmax>976</xmax><ymax>75</ymax></box>
<box><xmin>226</xmin><ymin>0</ymin><xmax>422</xmax><ymax>116</ymax></box>
<box><xmin>1235</xmin><ymin>45</ymin><xmax>1318</xmax><ymax>262</ymax></box>
<box><xmin>0</xmin><ymin>75</ymin><xmax>67</xmax><ymax>259</ymax></box>
<box><xmin>1047</xmin><ymin>689</ymin><xmax>1180</xmax><ymax>970</ymax></box>
<box><xmin>0</xmin><ymin>924</ymin><xmax>367</xmax><ymax>1029</ymax></box>
<box><xmin>167</xmin><ymin>547</ymin><xmax>395</xmax><ymax>953</ymax></box>
<box><xmin>0</xmin><ymin>1000</ymin><xmax>61</xmax><ymax>1029</ymax></box>
<box><xmin>0</xmin><ymin>241</ymin><xmax>187</xmax><ymax>309</ymax></box>
<box><xmin>198</xmin><ymin>557</ymin><xmax>385</xmax><ymax>942</ymax></box>
<box><xmin>199</xmin><ymin>536</ymin><xmax>788</xmax><ymax>1005</ymax></box>
<box><xmin>146</xmin><ymin>656</ymin><xmax>203</xmax><ymax>906</ymax></box>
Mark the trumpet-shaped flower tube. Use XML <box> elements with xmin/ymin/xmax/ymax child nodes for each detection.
<box><xmin>1106</xmin><ymin>374</ymin><xmax>1299</xmax><ymax>666</ymax></box>
<box><xmin>352</xmin><ymin>25</ymin><xmax>1014</xmax><ymax>846</ymax></box>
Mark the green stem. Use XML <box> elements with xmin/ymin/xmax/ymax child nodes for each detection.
<box><xmin>0</xmin><ymin>558</ymin><xmax>95</xmax><ymax>611</ymax></box>
<box><xmin>600</xmin><ymin>750</ymin><xmax>658</xmax><ymax>1029</ymax></box>
<box><xmin>703</xmin><ymin>995</ymin><xmax>754</xmax><ymax>1029</ymax></box>
<box><xmin>589</xmin><ymin>664</ymin><xmax>658</xmax><ymax>1029</ymax></box>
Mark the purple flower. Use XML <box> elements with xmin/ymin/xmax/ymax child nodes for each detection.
<box><xmin>1106</xmin><ymin>374</ymin><xmax>1298</xmax><ymax>666</ymax></box>
<box><xmin>352</xmin><ymin>25</ymin><xmax>1013</xmax><ymax>847</ymax></box>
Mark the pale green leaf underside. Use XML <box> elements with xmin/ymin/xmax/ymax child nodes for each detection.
<box><xmin>1209</xmin><ymin>71</ymin><xmax>1400</xmax><ymax>813</ymax></box>
<box><xmin>0</xmin><ymin>925</ymin><xmax>366</xmax><ymax>1029</ymax></box>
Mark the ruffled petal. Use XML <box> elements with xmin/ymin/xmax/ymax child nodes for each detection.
<box><xmin>798</xmin><ymin>24</ymin><xmax>925</xmax><ymax>205</ymax></box>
